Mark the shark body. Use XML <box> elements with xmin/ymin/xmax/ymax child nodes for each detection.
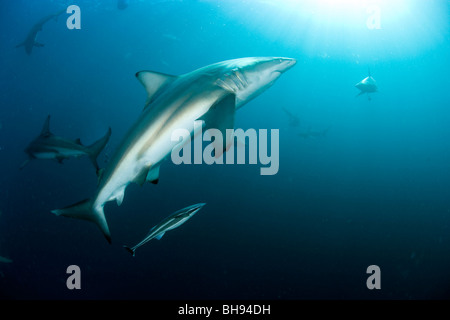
<box><xmin>52</xmin><ymin>57</ymin><xmax>296</xmax><ymax>243</ymax></box>
<box><xmin>355</xmin><ymin>69</ymin><xmax>378</xmax><ymax>100</ymax></box>
<box><xmin>124</xmin><ymin>203</ymin><xmax>205</xmax><ymax>256</ymax></box>
<box><xmin>16</xmin><ymin>9</ymin><xmax>65</xmax><ymax>55</ymax></box>
<box><xmin>21</xmin><ymin>115</ymin><xmax>111</xmax><ymax>173</ymax></box>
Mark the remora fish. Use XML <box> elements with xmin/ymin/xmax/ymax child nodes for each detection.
<box><xmin>124</xmin><ymin>203</ymin><xmax>205</xmax><ymax>256</ymax></box>
<box><xmin>52</xmin><ymin>57</ymin><xmax>296</xmax><ymax>243</ymax></box>
<box><xmin>16</xmin><ymin>9</ymin><xmax>66</xmax><ymax>55</ymax></box>
<box><xmin>21</xmin><ymin>115</ymin><xmax>111</xmax><ymax>173</ymax></box>
<box><xmin>355</xmin><ymin>68</ymin><xmax>378</xmax><ymax>100</ymax></box>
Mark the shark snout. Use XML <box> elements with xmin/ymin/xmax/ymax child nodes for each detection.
<box><xmin>278</xmin><ymin>58</ymin><xmax>296</xmax><ymax>72</ymax></box>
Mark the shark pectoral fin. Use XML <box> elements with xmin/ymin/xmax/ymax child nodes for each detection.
<box><xmin>51</xmin><ymin>199</ymin><xmax>111</xmax><ymax>243</ymax></box>
<box><xmin>15</xmin><ymin>42</ymin><xmax>25</xmax><ymax>48</ymax></box>
<box><xmin>135</xmin><ymin>71</ymin><xmax>177</xmax><ymax>108</ymax></box>
<box><xmin>134</xmin><ymin>166</ymin><xmax>150</xmax><ymax>186</ymax></box>
<box><xmin>146</xmin><ymin>165</ymin><xmax>160</xmax><ymax>184</ymax></box>
<box><xmin>155</xmin><ymin>232</ymin><xmax>165</xmax><ymax>240</ymax></box>
<box><xmin>34</xmin><ymin>42</ymin><xmax>45</xmax><ymax>47</ymax></box>
<box><xmin>112</xmin><ymin>186</ymin><xmax>126</xmax><ymax>206</ymax></box>
<box><xmin>199</xmin><ymin>93</ymin><xmax>236</xmax><ymax>157</ymax></box>
<box><xmin>134</xmin><ymin>164</ymin><xmax>160</xmax><ymax>186</ymax></box>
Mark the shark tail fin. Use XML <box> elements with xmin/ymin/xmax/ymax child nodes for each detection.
<box><xmin>86</xmin><ymin>127</ymin><xmax>112</xmax><ymax>174</ymax></box>
<box><xmin>123</xmin><ymin>245</ymin><xmax>136</xmax><ymax>257</ymax></box>
<box><xmin>52</xmin><ymin>198</ymin><xmax>111</xmax><ymax>243</ymax></box>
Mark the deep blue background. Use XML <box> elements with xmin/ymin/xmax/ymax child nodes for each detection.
<box><xmin>1</xmin><ymin>0</ymin><xmax>450</xmax><ymax>299</ymax></box>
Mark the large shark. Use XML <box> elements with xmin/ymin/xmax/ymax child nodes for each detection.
<box><xmin>124</xmin><ymin>203</ymin><xmax>205</xmax><ymax>256</ymax></box>
<box><xmin>21</xmin><ymin>115</ymin><xmax>111</xmax><ymax>173</ymax></box>
<box><xmin>52</xmin><ymin>57</ymin><xmax>296</xmax><ymax>243</ymax></box>
<box><xmin>16</xmin><ymin>9</ymin><xmax>65</xmax><ymax>55</ymax></box>
<box><xmin>355</xmin><ymin>68</ymin><xmax>378</xmax><ymax>100</ymax></box>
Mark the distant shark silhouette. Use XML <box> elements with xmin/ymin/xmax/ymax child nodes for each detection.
<box><xmin>355</xmin><ymin>68</ymin><xmax>378</xmax><ymax>101</ymax></box>
<box><xmin>282</xmin><ymin>107</ymin><xmax>300</xmax><ymax>127</ymax></box>
<box><xmin>298</xmin><ymin>126</ymin><xmax>331</xmax><ymax>138</ymax></box>
<box><xmin>20</xmin><ymin>115</ymin><xmax>111</xmax><ymax>173</ymax></box>
<box><xmin>117</xmin><ymin>0</ymin><xmax>129</xmax><ymax>10</ymax></box>
<box><xmin>16</xmin><ymin>9</ymin><xmax>65</xmax><ymax>55</ymax></box>
<box><xmin>0</xmin><ymin>256</ymin><xmax>12</xmax><ymax>264</ymax></box>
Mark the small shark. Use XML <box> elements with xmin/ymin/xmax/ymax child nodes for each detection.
<box><xmin>355</xmin><ymin>68</ymin><xmax>378</xmax><ymax>101</ymax></box>
<box><xmin>298</xmin><ymin>126</ymin><xmax>331</xmax><ymax>138</ymax></box>
<box><xmin>282</xmin><ymin>107</ymin><xmax>300</xmax><ymax>127</ymax></box>
<box><xmin>16</xmin><ymin>9</ymin><xmax>65</xmax><ymax>55</ymax></box>
<box><xmin>123</xmin><ymin>203</ymin><xmax>205</xmax><ymax>256</ymax></box>
<box><xmin>0</xmin><ymin>256</ymin><xmax>12</xmax><ymax>264</ymax></box>
<box><xmin>21</xmin><ymin>115</ymin><xmax>111</xmax><ymax>173</ymax></box>
<box><xmin>51</xmin><ymin>57</ymin><xmax>296</xmax><ymax>243</ymax></box>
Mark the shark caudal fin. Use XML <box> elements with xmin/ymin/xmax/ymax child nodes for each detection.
<box><xmin>123</xmin><ymin>245</ymin><xmax>136</xmax><ymax>257</ymax></box>
<box><xmin>51</xmin><ymin>199</ymin><xmax>112</xmax><ymax>243</ymax></box>
<box><xmin>86</xmin><ymin>127</ymin><xmax>112</xmax><ymax>174</ymax></box>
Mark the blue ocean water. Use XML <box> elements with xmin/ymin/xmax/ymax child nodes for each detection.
<box><xmin>0</xmin><ymin>0</ymin><xmax>450</xmax><ymax>300</ymax></box>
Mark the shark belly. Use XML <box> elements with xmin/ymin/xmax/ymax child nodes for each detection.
<box><xmin>94</xmin><ymin>85</ymin><xmax>222</xmax><ymax>210</ymax></box>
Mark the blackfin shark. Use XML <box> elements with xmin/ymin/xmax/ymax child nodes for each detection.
<box><xmin>16</xmin><ymin>9</ymin><xmax>65</xmax><ymax>55</ymax></box>
<box><xmin>355</xmin><ymin>68</ymin><xmax>378</xmax><ymax>100</ymax></box>
<box><xmin>124</xmin><ymin>203</ymin><xmax>205</xmax><ymax>256</ymax></box>
<box><xmin>52</xmin><ymin>57</ymin><xmax>296</xmax><ymax>243</ymax></box>
<box><xmin>21</xmin><ymin>115</ymin><xmax>111</xmax><ymax>173</ymax></box>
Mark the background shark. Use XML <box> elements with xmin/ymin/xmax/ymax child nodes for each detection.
<box><xmin>16</xmin><ymin>9</ymin><xmax>65</xmax><ymax>55</ymax></box>
<box><xmin>117</xmin><ymin>0</ymin><xmax>129</xmax><ymax>10</ymax></box>
<box><xmin>123</xmin><ymin>203</ymin><xmax>205</xmax><ymax>256</ymax></box>
<box><xmin>0</xmin><ymin>256</ymin><xmax>12</xmax><ymax>264</ymax></box>
<box><xmin>355</xmin><ymin>68</ymin><xmax>378</xmax><ymax>100</ymax></box>
<box><xmin>21</xmin><ymin>115</ymin><xmax>111</xmax><ymax>173</ymax></box>
<box><xmin>298</xmin><ymin>126</ymin><xmax>332</xmax><ymax>138</ymax></box>
<box><xmin>52</xmin><ymin>57</ymin><xmax>296</xmax><ymax>243</ymax></box>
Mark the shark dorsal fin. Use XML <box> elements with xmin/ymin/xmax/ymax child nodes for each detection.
<box><xmin>41</xmin><ymin>115</ymin><xmax>52</xmax><ymax>137</ymax></box>
<box><xmin>135</xmin><ymin>71</ymin><xmax>177</xmax><ymax>109</ymax></box>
